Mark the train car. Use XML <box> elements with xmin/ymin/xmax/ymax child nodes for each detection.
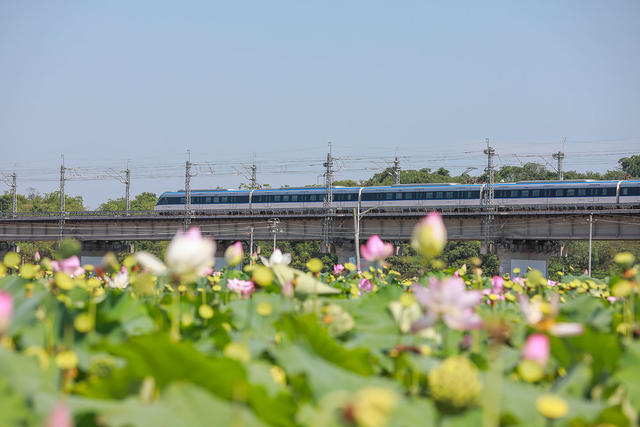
<box><xmin>154</xmin><ymin>180</ymin><xmax>640</xmax><ymax>212</ymax></box>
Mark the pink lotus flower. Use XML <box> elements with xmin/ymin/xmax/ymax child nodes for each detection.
<box><xmin>51</xmin><ymin>256</ymin><xmax>85</xmax><ymax>277</ymax></box>
<box><xmin>483</xmin><ymin>276</ymin><xmax>505</xmax><ymax>303</ymax></box>
<box><xmin>358</xmin><ymin>278</ymin><xmax>372</xmax><ymax>292</ymax></box>
<box><xmin>522</xmin><ymin>333</ymin><xmax>550</xmax><ymax>365</ymax></box>
<box><xmin>411</xmin><ymin>211</ymin><xmax>447</xmax><ymax>258</ymax></box>
<box><xmin>0</xmin><ymin>291</ymin><xmax>13</xmax><ymax>335</ymax></box>
<box><xmin>227</xmin><ymin>278</ymin><xmax>255</xmax><ymax>298</ymax></box>
<box><xmin>224</xmin><ymin>242</ymin><xmax>244</xmax><ymax>267</ymax></box>
<box><xmin>411</xmin><ymin>277</ymin><xmax>483</xmax><ymax>331</ymax></box>
<box><xmin>46</xmin><ymin>401</ymin><xmax>72</xmax><ymax>427</ymax></box>
<box><xmin>360</xmin><ymin>235</ymin><xmax>393</xmax><ymax>263</ymax></box>
<box><xmin>34</xmin><ymin>251</ymin><xmax>41</xmax><ymax>262</ymax></box>
<box><xmin>333</xmin><ymin>264</ymin><xmax>345</xmax><ymax>275</ymax></box>
<box><xmin>547</xmin><ymin>279</ymin><xmax>557</xmax><ymax>287</ymax></box>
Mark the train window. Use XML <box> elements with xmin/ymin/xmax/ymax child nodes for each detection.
<box><xmin>282</xmin><ymin>195</ymin><xmax>289</xmax><ymax>202</ymax></box>
<box><xmin>510</xmin><ymin>190</ymin><xmax>519</xmax><ymax>198</ymax></box>
<box><xmin>622</xmin><ymin>188</ymin><xmax>629</xmax><ymax>195</ymax></box>
<box><xmin>273</xmin><ymin>195</ymin><xmax>280</xmax><ymax>202</ymax></box>
<box><xmin>291</xmin><ymin>195</ymin><xmax>298</xmax><ymax>202</ymax></box>
<box><xmin>396</xmin><ymin>193</ymin><xmax>402</xmax><ymax>200</ymax></box>
<box><xmin>385</xmin><ymin>193</ymin><xmax>393</xmax><ymax>200</ymax></box>
<box><xmin>435</xmin><ymin>192</ymin><xmax>443</xmax><ymax>199</ymax></box>
<box><xmin>237</xmin><ymin>196</ymin><xmax>249</xmax><ymax>203</ymax></box>
<box><xmin>577</xmin><ymin>189</ymin><xmax>586</xmax><ymax>197</ymax></box>
<box><xmin>555</xmin><ymin>189</ymin><xmax>564</xmax><ymax>197</ymax></box>
<box><xmin>532</xmin><ymin>190</ymin><xmax>540</xmax><ymax>197</ymax></box>
<box><xmin>221</xmin><ymin>196</ymin><xmax>228</xmax><ymax>203</ymax></box>
<box><xmin>521</xmin><ymin>190</ymin><xmax>529</xmax><ymax>197</ymax></box>
<box><xmin>309</xmin><ymin>195</ymin><xmax>317</xmax><ymax>201</ymax></box>
<box><xmin>567</xmin><ymin>189</ymin><xmax>575</xmax><ymax>197</ymax></box>
<box><xmin>445</xmin><ymin>191</ymin><xmax>453</xmax><ymax>199</ymax></box>
<box><xmin>426</xmin><ymin>192</ymin><xmax>433</xmax><ymax>199</ymax></box>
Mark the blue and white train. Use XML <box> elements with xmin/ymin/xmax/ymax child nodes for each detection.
<box><xmin>155</xmin><ymin>180</ymin><xmax>640</xmax><ymax>212</ymax></box>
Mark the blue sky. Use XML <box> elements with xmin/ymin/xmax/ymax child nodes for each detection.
<box><xmin>1</xmin><ymin>1</ymin><xmax>639</xmax><ymax>208</ymax></box>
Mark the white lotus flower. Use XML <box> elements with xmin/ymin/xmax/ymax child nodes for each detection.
<box><xmin>260</xmin><ymin>249</ymin><xmax>291</xmax><ymax>267</ymax></box>
<box><xmin>165</xmin><ymin>227</ymin><xmax>215</xmax><ymax>280</ymax></box>
<box><xmin>107</xmin><ymin>267</ymin><xmax>130</xmax><ymax>289</ymax></box>
<box><xmin>135</xmin><ymin>252</ymin><xmax>168</xmax><ymax>275</ymax></box>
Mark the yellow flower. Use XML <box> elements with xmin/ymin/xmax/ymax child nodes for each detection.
<box><xmin>256</xmin><ymin>301</ymin><xmax>273</xmax><ymax>316</ymax></box>
<box><xmin>614</xmin><ymin>252</ymin><xmax>635</xmax><ymax>267</ymax></box>
<box><xmin>198</xmin><ymin>305</ymin><xmax>214</xmax><ymax>319</ymax></box>
<box><xmin>224</xmin><ymin>342</ymin><xmax>250</xmax><ymax>363</ymax></box>
<box><xmin>3</xmin><ymin>252</ymin><xmax>20</xmax><ymax>268</ymax></box>
<box><xmin>270</xmin><ymin>365</ymin><xmax>286</xmax><ymax>386</ymax></box>
<box><xmin>306</xmin><ymin>258</ymin><xmax>323</xmax><ymax>273</ymax></box>
<box><xmin>351</xmin><ymin>387</ymin><xmax>397</xmax><ymax>427</ymax></box>
<box><xmin>55</xmin><ymin>350</ymin><xmax>78</xmax><ymax>370</ymax></box>
<box><xmin>19</xmin><ymin>263</ymin><xmax>38</xmax><ymax>280</ymax></box>
<box><xmin>252</xmin><ymin>266</ymin><xmax>274</xmax><ymax>286</ymax></box>
<box><xmin>344</xmin><ymin>262</ymin><xmax>356</xmax><ymax>271</ymax></box>
<box><xmin>536</xmin><ymin>394</ymin><xmax>569</xmax><ymax>419</ymax></box>
<box><xmin>54</xmin><ymin>273</ymin><xmax>74</xmax><ymax>290</ymax></box>
<box><xmin>74</xmin><ymin>313</ymin><xmax>94</xmax><ymax>333</ymax></box>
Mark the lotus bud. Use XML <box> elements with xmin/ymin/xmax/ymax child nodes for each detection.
<box><xmin>411</xmin><ymin>211</ymin><xmax>447</xmax><ymax>258</ymax></box>
<box><xmin>0</xmin><ymin>291</ymin><xmax>13</xmax><ymax>335</ymax></box>
<box><xmin>224</xmin><ymin>242</ymin><xmax>244</xmax><ymax>267</ymax></box>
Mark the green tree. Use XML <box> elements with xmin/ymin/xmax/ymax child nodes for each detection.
<box><xmin>98</xmin><ymin>192</ymin><xmax>158</xmax><ymax>212</ymax></box>
<box><xmin>619</xmin><ymin>155</ymin><xmax>640</xmax><ymax>178</ymax></box>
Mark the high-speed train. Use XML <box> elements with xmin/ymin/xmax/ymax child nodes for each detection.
<box><xmin>155</xmin><ymin>180</ymin><xmax>640</xmax><ymax>212</ymax></box>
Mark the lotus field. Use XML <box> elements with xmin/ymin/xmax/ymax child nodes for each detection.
<box><xmin>1</xmin><ymin>212</ymin><xmax>639</xmax><ymax>427</ymax></box>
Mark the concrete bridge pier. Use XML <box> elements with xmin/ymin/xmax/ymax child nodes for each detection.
<box><xmin>334</xmin><ymin>241</ymin><xmax>357</xmax><ymax>266</ymax></box>
<box><xmin>495</xmin><ymin>240</ymin><xmax>566</xmax><ymax>277</ymax></box>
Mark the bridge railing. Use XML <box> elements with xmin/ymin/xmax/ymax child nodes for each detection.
<box><xmin>0</xmin><ymin>203</ymin><xmax>638</xmax><ymax>220</ymax></box>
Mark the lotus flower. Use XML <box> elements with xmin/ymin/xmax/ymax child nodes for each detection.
<box><xmin>333</xmin><ymin>264</ymin><xmax>345</xmax><ymax>275</ymax></box>
<box><xmin>260</xmin><ymin>249</ymin><xmax>292</xmax><ymax>267</ymax></box>
<box><xmin>165</xmin><ymin>227</ymin><xmax>215</xmax><ymax>281</ymax></box>
<box><xmin>107</xmin><ymin>266</ymin><xmax>129</xmax><ymax>289</ymax></box>
<box><xmin>34</xmin><ymin>251</ymin><xmax>41</xmax><ymax>262</ymax></box>
<box><xmin>411</xmin><ymin>277</ymin><xmax>483</xmax><ymax>331</ymax></box>
<box><xmin>0</xmin><ymin>291</ymin><xmax>13</xmax><ymax>335</ymax></box>
<box><xmin>224</xmin><ymin>242</ymin><xmax>243</xmax><ymax>267</ymax></box>
<box><xmin>135</xmin><ymin>251</ymin><xmax>168</xmax><ymax>275</ymax></box>
<box><xmin>411</xmin><ymin>212</ymin><xmax>447</xmax><ymax>258</ymax></box>
<box><xmin>522</xmin><ymin>333</ymin><xmax>550</xmax><ymax>365</ymax></box>
<box><xmin>360</xmin><ymin>235</ymin><xmax>393</xmax><ymax>263</ymax></box>
<box><xmin>358</xmin><ymin>278</ymin><xmax>372</xmax><ymax>292</ymax></box>
<box><xmin>519</xmin><ymin>294</ymin><xmax>583</xmax><ymax>337</ymax></box>
<box><xmin>227</xmin><ymin>278</ymin><xmax>255</xmax><ymax>298</ymax></box>
<box><xmin>46</xmin><ymin>401</ymin><xmax>72</xmax><ymax>427</ymax></box>
<box><xmin>51</xmin><ymin>256</ymin><xmax>85</xmax><ymax>277</ymax></box>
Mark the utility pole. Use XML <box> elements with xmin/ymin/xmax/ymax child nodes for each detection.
<box><xmin>184</xmin><ymin>150</ymin><xmax>192</xmax><ymax>231</ymax></box>
<box><xmin>552</xmin><ymin>137</ymin><xmax>566</xmax><ymax>181</ymax></box>
<box><xmin>323</xmin><ymin>142</ymin><xmax>334</xmax><ymax>251</ymax></box>
<box><xmin>249</xmin><ymin>225</ymin><xmax>255</xmax><ymax>265</ymax></box>
<box><xmin>250</xmin><ymin>162</ymin><xmax>257</xmax><ymax>190</ymax></box>
<box><xmin>59</xmin><ymin>155</ymin><xmax>66</xmax><ymax>242</ymax></box>
<box><xmin>124</xmin><ymin>164</ymin><xmax>131</xmax><ymax>215</ymax></box>
<box><xmin>268</xmin><ymin>218</ymin><xmax>280</xmax><ymax>251</ymax></box>
<box><xmin>588</xmin><ymin>213</ymin><xmax>595</xmax><ymax>277</ymax></box>
<box><xmin>482</xmin><ymin>138</ymin><xmax>496</xmax><ymax>252</ymax></box>
<box><xmin>353</xmin><ymin>208</ymin><xmax>360</xmax><ymax>269</ymax></box>
<box><xmin>392</xmin><ymin>155</ymin><xmax>401</xmax><ymax>185</ymax></box>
